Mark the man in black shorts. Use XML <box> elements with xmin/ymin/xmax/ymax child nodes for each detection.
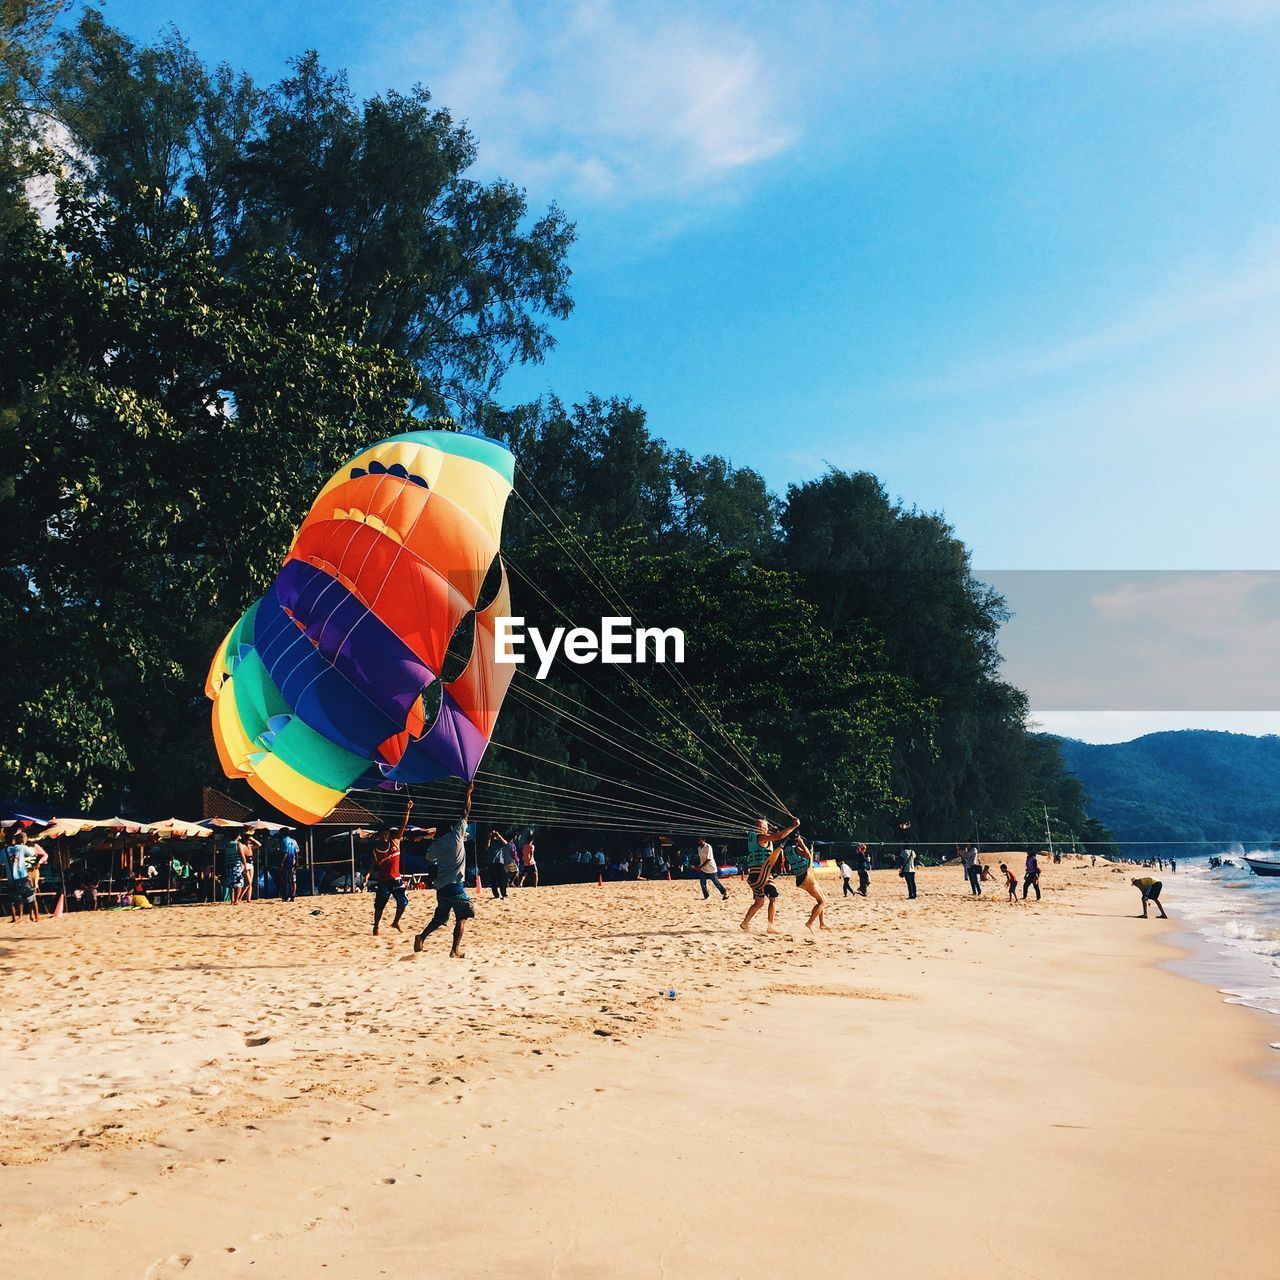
<box><xmin>1132</xmin><ymin>876</ymin><xmax>1168</xmax><ymax>919</ymax></box>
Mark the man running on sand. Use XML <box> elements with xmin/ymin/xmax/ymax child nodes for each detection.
<box><xmin>414</xmin><ymin>783</ymin><xmax>476</xmax><ymax>958</ymax></box>
<box><xmin>788</xmin><ymin>834</ymin><xmax>829</xmax><ymax>933</ymax></box>
<box><xmin>696</xmin><ymin>837</ymin><xmax>728</xmax><ymax>900</ymax></box>
<box><xmin>370</xmin><ymin>800</ymin><xmax>417</xmax><ymax>935</ymax></box>
<box><xmin>741</xmin><ymin>816</ymin><xmax>799</xmax><ymax>934</ymax></box>
<box><xmin>1132</xmin><ymin>876</ymin><xmax>1168</xmax><ymax>919</ymax></box>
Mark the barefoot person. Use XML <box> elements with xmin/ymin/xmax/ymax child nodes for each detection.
<box><xmin>222</xmin><ymin>833</ymin><xmax>247</xmax><ymax>904</ymax></box>
<box><xmin>370</xmin><ymin>800</ymin><xmax>415</xmax><ymax>935</ymax></box>
<box><xmin>236</xmin><ymin>831</ymin><xmax>260</xmax><ymax>903</ymax></box>
<box><xmin>1000</xmin><ymin>862</ymin><xmax>1019</xmax><ymax>904</ymax></box>
<box><xmin>1132</xmin><ymin>876</ymin><xmax>1168</xmax><ymax>919</ymax></box>
<box><xmin>414</xmin><ymin>783</ymin><xmax>476</xmax><ymax>958</ymax></box>
<box><xmin>788</xmin><ymin>834</ymin><xmax>829</xmax><ymax>932</ymax></box>
<box><xmin>740</xmin><ymin>816</ymin><xmax>799</xmax><ymax>934</ymax></box>
<box><xmin>518</xmin><ymin>834</ymin><xmax>539</xmax><ymax>888</ymax></box>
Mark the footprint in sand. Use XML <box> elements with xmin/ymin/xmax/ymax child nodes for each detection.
<box><xmin>145</xmin><ymin>1253</ymin><xmax>193</xmax><ymax>1276</ymax></box>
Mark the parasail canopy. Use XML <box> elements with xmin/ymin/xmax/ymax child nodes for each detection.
<box><xmin>206</xmin><ymin>430</ymin><xmax>516</xmax><ymax>825</ymax></box>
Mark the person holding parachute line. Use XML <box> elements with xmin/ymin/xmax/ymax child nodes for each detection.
<box><xmin>740</xmin><ymin>816</ymin><xmax>800</xmax><ymax>934</ymax></box>
<box><xmin>414</xmin><ymin>783</ymin><xmax>476</xmax><ymax>958</ymax></box>
<box><xmin>789</xmin><ymin>833</ymin><xmax>829</xmax><ymax>933</ymax></box>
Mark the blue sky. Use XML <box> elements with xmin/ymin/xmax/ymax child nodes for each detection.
<box><xmin>94</xmin><ymin>1</ymin><xmax>1280</xmax><ymax>736</ymax></box>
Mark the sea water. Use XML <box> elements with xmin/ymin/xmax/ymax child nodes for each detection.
<box><xmin>1162</xmin><ymin>854</ymin><xmax>1280</xmax><ymax>1051</ymax></box>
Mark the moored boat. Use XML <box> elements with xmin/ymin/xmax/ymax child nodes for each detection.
<box><xmin>1242</xmin><ymin>855</ymin><xmax>1280</xmax><ymax>877</ymax></box>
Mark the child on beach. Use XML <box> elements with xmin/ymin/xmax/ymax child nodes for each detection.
<box><xmin>838</xmin><ymin>856</ymin><xmax>855</xmax><ymax>897</ymax></box>
<box><xmin>414</xmin><ymin>783</ymin><xmax>476</xmax><ymax>958</ymax></box>
<box><xmin>1000</xmin><ymin>862</ymin><xmax>1018</xmax><ymax>904</ymax></box>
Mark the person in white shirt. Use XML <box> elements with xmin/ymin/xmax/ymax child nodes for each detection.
<box><xmin>837</xmin><ymin>857</ymin><xmax>855</xmax><ymax>897</ymax></box>
<box><xmin>900</xmin><ymin>847</ymin><xmax>919</xmax><ymax>900</ymax></box>
<box><xmin>695</xmin><ymin>839</ymin><xmax>727</xmax><ymax>900</ymax></box>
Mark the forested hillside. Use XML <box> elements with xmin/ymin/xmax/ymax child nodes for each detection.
<box><xmin>1058</xmin><ymin>731</ymin><xmax>1280</xmax><ymax>852</ymax></box>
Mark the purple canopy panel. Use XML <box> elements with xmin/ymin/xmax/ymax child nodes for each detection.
<box><xmin>387</xmin><ymin>688</ymin><xmax>489</xmax><ymax>783</ymax></box>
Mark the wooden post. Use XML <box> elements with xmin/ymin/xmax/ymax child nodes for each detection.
<box><xmin>348</xmin><ymin>830</ymin><xmax>356</xmax><ymax>893</ymax></box>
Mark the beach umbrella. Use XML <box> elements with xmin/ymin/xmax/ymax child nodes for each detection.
<box><xmin>201</xmin><ymin>818</ymin><xmax>246</xmax><ymax>829</ymax></box>
<box><xmin>94</xmin><ymin>817</ymin><xmax>151</xmax><ymax>834</ymax></box>
<box><xmin>149</xmin><ymin>818</ymin><xmax>212</xmax><ymax>839</ymax></box>
<box><xmin>2</xmin><ymin>813</ymin><xmax>45</xmax><ymax>829</ymax></box>
<box><xmin>243</xmin><ymin>820</ymin><xmax>293</xmax><ymax>833</ymax></box>
<box><xmin>41</xmin><ymin>818</ymin><xmax>97</xmax><ymax>839</ymax></box>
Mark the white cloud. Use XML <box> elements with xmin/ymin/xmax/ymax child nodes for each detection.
<box><xmin>993</xmin><ymin>572</ymin><xmax>1280</xmax><ymax>713</ymax></box>
<box><xmin>377</xmin><ymin>0</ymin><xmax>798</xmax><ymax>204</ymax></box>
<box><xmin>916</xmin><ymin>238</ymin><xmax>1280</xmax><ymax>397</ymax></box>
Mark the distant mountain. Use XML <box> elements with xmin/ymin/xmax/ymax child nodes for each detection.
<box><xmin>1056</xmin><ymin>730</ymin><xmax>1280</xmax><ymax>852</ymax></box>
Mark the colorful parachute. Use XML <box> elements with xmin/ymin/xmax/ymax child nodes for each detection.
<box><xmin>205</xmin><ymin>430</ymin><xmax>515</xmax><ymax>824</ymax></box>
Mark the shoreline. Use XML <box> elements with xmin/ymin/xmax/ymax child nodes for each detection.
<box><xmin>4</xmin><ymin>864</ymin><xmax>1279</xmax><ymax>1277</ymax></box>
<box><xmin>1160</xmin><ymin>923</ymin><xmax>1280</xmax><ymax>1059</ymax></box>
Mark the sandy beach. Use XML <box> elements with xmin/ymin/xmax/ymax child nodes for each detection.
<box><xmin>2</xmin><ymin>860</ymin><xmax>1277</xmax><ymax>1278</ymax></box>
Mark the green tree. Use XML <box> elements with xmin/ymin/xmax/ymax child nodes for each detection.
<box><xmin>46</xmin><ymin>12</ymin><xmax>575</xmax><ymax>414</ymax></box>
<box><xmin>781</xmin><ymin>468</ymin><xmax>1029</xmax><ymax>839</ymax></box>
<box><xmin>0</xmin><ymin>180</ymin><xmax>416</xmax><ymax>808</ymax></box>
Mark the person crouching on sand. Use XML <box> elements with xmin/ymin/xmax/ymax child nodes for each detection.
<box><xmin>415</xmin><ymin>783</ymin><xmax>476</xmax><ymax>958</ymax></box>
<box><xmin>1131</xmin><ymin>876</ymin><xmax>1168</xmax><ymax>919</ymax></box>
<box><xmin>741</xmin><ymin>816</ymin><xmax>799</xmax><ymax>934</ymax></box>
<box><xmin>788</xmin><ymin>834</ymin><xmax>829</xmax><ymax>933</ymax></box>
